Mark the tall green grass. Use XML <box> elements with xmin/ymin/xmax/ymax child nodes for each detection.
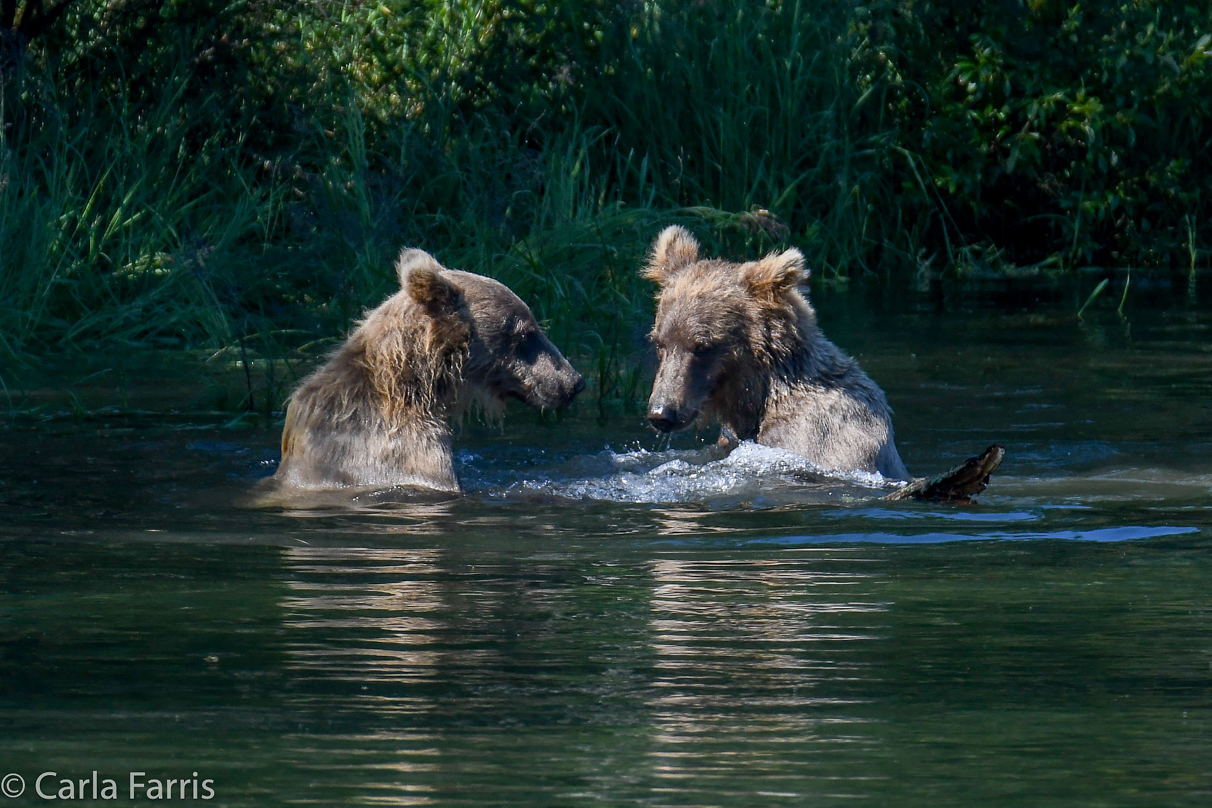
<box><xmin>0</xmin><ymin>66</ymin><xmax>267</xmax><ymax>351</ymax></box>
<box><xmin>2</xmin><ymin>0</ymin><xmax>1207</xmax><ymax>414</ymax></box>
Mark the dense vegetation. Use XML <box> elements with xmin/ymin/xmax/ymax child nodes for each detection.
<box><xmin>2</xmin><ymin>0</ymin><xmax>1209</xmax><ymax>408</ymax></box>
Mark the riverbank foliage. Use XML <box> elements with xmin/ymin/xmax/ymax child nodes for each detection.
<box><xmin>2</xmin><ymin>0</ymin><xmax>1209</xmax><ymax>408</ymax></box>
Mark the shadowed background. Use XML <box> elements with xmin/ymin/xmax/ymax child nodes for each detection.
<box><xmin>1</xmin><ymin>0</ymin><xmax>1209</xmax><ymax>410</ymax></box>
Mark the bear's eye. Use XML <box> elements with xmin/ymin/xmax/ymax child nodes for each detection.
<box><xmin>691</xmin><ymin>343</ymin><xmax>714</xmax><ymax>356</ymax></box>
<box><xmin>513</xmin><ymin>329</ymin><xmax>542</xmax><ymax>359</ymax></box>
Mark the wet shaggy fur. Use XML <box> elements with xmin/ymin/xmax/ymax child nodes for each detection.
<box><xmin>643</xmin><ymin>226</ymin><xmax>910</xmax><ymax>480</ymax></box>
<box><xmin>274</xmin><ymin>249</ymin><xmax>585</xmax><ymax>492</ymax></box>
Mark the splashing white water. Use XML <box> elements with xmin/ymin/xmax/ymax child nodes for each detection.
<box><xmin>510</xmin><ymin>441</ymin><xmax>896</xmax><ymax>504</ymax></box>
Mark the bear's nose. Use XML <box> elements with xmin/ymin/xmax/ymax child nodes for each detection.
<box><xmin>648</xmin><ymin>404</ymin><xmax>679</xmax><ymax>432</ymax></box>
<box><xmin>572</xmin><ymin>374</ymin><xmax>587</xmax><ymax>395</ymax></box>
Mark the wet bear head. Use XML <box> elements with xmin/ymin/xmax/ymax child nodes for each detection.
<box><xmin>641</xmin><ymin>226</ymin><xmax>809</xmax><ymax>433</ymax></box>
<box><xmin>397</xmin><ymin>250</ymin><xmax>586</xmax><ymax>415</ymax></box>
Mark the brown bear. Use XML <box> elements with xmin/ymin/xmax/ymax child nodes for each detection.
<box><xmin>273</xmin><ymin>249</ymin><xmax>585</xmax><ymax>492</ymax></box>
<box><xmin>642</xmin><ymin>225</ymin><xmax>911</xmax><ymax>480</ymax></box>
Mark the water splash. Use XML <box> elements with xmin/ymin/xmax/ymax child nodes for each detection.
<box><xmin>509</xmin><ymin>441</ymin><xmax>896</xmax><ymax>504</ymax></box>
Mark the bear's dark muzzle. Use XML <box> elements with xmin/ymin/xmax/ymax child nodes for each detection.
<box><xmin>556</xmin><ymin>371</ymin><xmax>586</xmax><ymax>406</ymax></box>
<box><xmin>647</xmin><ymin>403</ymin><xmax>694</xmax><ymax>433</ymax></box>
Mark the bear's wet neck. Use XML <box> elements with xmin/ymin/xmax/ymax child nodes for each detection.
<box><xmin>356</xmin><ymin>331</ymin><xmax>468</xmax><ymax>490</ymax></box>
<box><xmin>772</xmin><ymin>313</ymin><xmax>855</xmax><ymax>386</ymax></box>
<box><xmin>708</xmin><ymin>369</ymin><xmax>769</xmax><ymax>441</ymax></box>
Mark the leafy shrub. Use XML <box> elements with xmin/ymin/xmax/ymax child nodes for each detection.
<box><xmin>861</xmin><ymin>0</ymin><xmax>1211</xmax><ymax>268</ymax></box>
<box><xmin>1</xmin><ymin>0</ymin><xmax>1208</xmax><ymax>401</ymax></box>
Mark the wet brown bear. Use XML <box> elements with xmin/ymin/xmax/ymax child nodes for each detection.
<box><xmin>643</xmin><ymin>225</ymin><xmax>910</xmax><ymax>480</ymax></box>
<box><xmin>274</xmin><ymin>249</ymin><xmax>585</xmax><ymax>492</ymax></box>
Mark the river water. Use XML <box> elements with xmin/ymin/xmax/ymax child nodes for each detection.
<box><xmin>2</xmin><ymin>279</ymin><xmax>1210</xmax><ymax>805</ymax></box>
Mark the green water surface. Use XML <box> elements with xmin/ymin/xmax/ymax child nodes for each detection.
<box><xmin>1</xmin><ymin>279</ymin><xmax>1210</xmax><ymax>806</ymax></box>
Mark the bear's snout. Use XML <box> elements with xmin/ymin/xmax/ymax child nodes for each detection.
<box><xmin>648</xmin><ymin>403</ymin><xmax>678</xmax><ymax>432</ymax></box>
<box><xmin>646</xmin><ymin>347</ymin><xmax>703</xmax><ymax>432</ymax></box>
<box><xmin>548</xmin><ymin>367</ymin><xmax>586</xmax><ymax>407</ymax></box>
<box><xmin>521</xmin><ymin>351</ymin><xmax>585</xmax><ymax>409</ymax></box>
<box><xmin>647</xmin><ymin>402</ymin><xmax>695</xmax><ymax>432</ymax></box>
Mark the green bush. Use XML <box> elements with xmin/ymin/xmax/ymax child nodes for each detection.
<box><xmin>862</xmin><ymin>0</ymin><xmax>1211</xmax><ymax>268</ymax></box>
<box><xmin>1</xmin><ymin>0</ymin><xmax>1208</xmax><ymax>405</ymax></box>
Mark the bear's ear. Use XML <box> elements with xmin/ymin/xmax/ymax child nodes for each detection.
<box><xmin>642</xmin><ymin>225</ymin><xmax>700</xmax><ymax>285</ymax></box>
<box><xmin>407</xmin><ymin>262</ymin><xmax>462</xmax><ymax>319</ymax></box>
<box><xmin>396</xmin><ymin>248</ymin><xmax>443</xmax><ymax>286</ymax></box>
<box><xmin>742</xmin><ymin>248</ymin><xmax>808</xmax><ymax>299</ymax></box>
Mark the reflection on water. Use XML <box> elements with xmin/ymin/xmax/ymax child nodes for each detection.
<box><xmin>284</xmin><ymin>548</ymin><xmax>447</xmax><ymax>683</ymax></box>
<box><xmin>282</xmin><ymin>548</ymin><xmax>447</xmax><ymax>805</ymax></box>
<box><xmin>272</xmin><ymin>546</ymin><xmax>898</xmax><ymax>804</ymax></box>
<box><xmin>646</xmin><ymin>556</ymin><xmax>884</xmax><ymax>800</ymax></box>
<box><xmin>2</xmin><ymin>282</ymin><xmax>1211</xmax><ymax>806</ymax></box>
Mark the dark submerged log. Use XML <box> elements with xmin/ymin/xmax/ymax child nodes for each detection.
<box><xmin>885</xmin><ymin>445</ymin><xmax>1006</xmax><ymax>504</ymax></box>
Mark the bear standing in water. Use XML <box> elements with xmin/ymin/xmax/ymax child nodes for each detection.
<box><xmin>643</xmin><ymin>225</ymin><xmax>911</xmax><ymax>479</ymax></box>
<box><xmin>274</xmin><ymin>249</ymin><xmax>585</xmax><ymax>492</ymax></box>
<box><xmin>642</xmin><ymin>226</ymin><xmax>1004</xmax><ymax>500</ymax></box>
